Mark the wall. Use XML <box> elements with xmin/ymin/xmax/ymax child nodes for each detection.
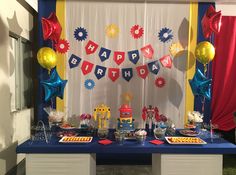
<box><xmin>216</xmin><ymin>3</ymin><xmax>236</xmax><ymax>16</ymax></box>
<box><xmin>0</xmin><ymin>0</ymin><xmax>35</xmax><ymax>174</ymax></box>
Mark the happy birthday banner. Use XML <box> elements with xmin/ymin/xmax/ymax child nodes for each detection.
<box><xmin>69</xmin><ymin>53</ymin><xmax>172</xmax><ymax>82</ymax></box>
<box><xmin>84</xmin><ymin>40</ymin><xmax>154</xmax><ymax>65</ymax></box>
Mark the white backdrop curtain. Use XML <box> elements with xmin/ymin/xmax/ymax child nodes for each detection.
<box><xmin>65</xmin><ymin>1</ymin><xmax>190</xmax><ymax>128</ymax></box>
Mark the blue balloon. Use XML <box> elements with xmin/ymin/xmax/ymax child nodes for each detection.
<box><xmin>189</xmin><ymin>69</ymin><xmax>212</xmax><ymax>100</ymax></box>
<box><xmin>41</xmin><ymin>69</ymin><xmax>68</xmax><ymax>102</ymax></box>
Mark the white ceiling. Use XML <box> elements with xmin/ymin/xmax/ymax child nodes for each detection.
<box><xmin>78</xmin><ymin>0</ymin><xmax>236</xmax><ymax>3</ymax></box>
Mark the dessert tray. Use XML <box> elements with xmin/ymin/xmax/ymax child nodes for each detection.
<box><xmin>57</xmin><ymin>131</ymin><xmax>78</xmax><ymax>138</ymax></box>
<box><xmin>165</xmin><ymin>137</ymin><xmax>206</xmax><ymax>144</ymax></box>
<box><xmin>59</xmin><ymin>123</ymin><xmax>76</xmax><ymax>130</ymax></box>
<box><xmin>59</xmin><ymin>136</ymin><xmax>93</xmax><ymax>143</ymax></box>
<box><xmin>179</xmin><ymin>129</ymin><xmax>199</xmax><ymax>137</ymax></box>
<box><xmin>184</xmin><ymin>124</ymin><xmax>196</xmax><ymax>129</ymax></box>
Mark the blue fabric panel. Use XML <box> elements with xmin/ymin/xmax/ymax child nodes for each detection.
<box><xmin>37</xmin><ymin>0</ymin><xmax>56</xmax><ymax>123</ymax></box>
<box><xmin>195</xmin><ymin>2</ymin><xmax>215</xmax><ymax>123</ymax></box>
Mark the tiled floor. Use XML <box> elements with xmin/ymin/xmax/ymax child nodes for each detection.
<box><xmin>9</xmin><ymin>160</ymin><xmax>152</xmax><ymax>175</ymax></box>
<box><xmin>97</xmin><ymin>165</ymin><xmax>152</xmax><ymax>175</ymax></box>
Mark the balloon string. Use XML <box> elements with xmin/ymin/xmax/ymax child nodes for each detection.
<box><xmin>201</xmin><ymin>97</ymin><xmax>205</xmax><ymax>114</ymax></box>
<box><xmin>51</xmin><ymin>98</ymin><xmax>53</xmax><ymax>109</ymax></box>
<box><xmin>204</xmin><ymin>64</ymin><xmax>207</xmax><ymax>75</ymax></box>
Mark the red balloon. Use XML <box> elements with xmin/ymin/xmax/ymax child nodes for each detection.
<box><xmin>41</xmin><ymin>12</ymin><xmax>62</xmax><ymax>43</ymax></box>
<box><xmin>201</xmin><ymin>5</ymin><xmax>222</xmax><ymax>39</ymax></box>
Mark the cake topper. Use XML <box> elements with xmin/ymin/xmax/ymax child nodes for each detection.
<box><xmin>93</xmin><ymin>104</ymin><xmax>111</xmax><ymax>129</ymax></box>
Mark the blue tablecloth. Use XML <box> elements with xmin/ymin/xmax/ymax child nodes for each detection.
<box><xmin>16</xmin><ymin>130</ymin><xmax>236</xmax><ymax>154</ymax></box>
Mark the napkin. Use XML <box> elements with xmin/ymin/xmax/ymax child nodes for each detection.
<box><xmin>98</xmin><ymin>139</ymin><xmax>112</xmax><ymax>145</ymax></box>
<box><xmin>149</xmin><ymin>139</ymin><xmax>164</xmax><ymax>145</ymax></box>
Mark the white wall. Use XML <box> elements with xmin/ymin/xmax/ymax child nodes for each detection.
<box><xmin>216</xmin><ymin>4</ymin><xmax>236</xmax><ymax>16</ymax></box>
<box><xmin>0</xmin><ymin>0</ymin><xmax>34</xmax><ymax>174</ymax></box>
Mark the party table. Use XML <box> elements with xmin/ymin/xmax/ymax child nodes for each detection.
<box><xmin>17</xmin><ymin>133</ymin><xmax>236</xmax><ymax>175</ymax></box>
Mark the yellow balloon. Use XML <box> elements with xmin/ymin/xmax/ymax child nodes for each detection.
<box><xmin>37</xmin><ymin>47</ymin><xmax>57</xmax><ymax>71</ymax></box>
<box><xmin>195</xmin><ymin>41</ymin><xmax>215</xmax><ymax>65</ymax></box>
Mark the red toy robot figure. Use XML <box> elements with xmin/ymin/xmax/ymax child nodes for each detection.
<box><xmin>142</xmin><ymin>105</ymin><xmax>160</xmax><ymax>130</ymax></box>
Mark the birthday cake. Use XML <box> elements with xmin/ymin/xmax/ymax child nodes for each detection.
<box><xmin>117</xmin><ymin>104</ymin><xmax>134</xmax><ymax>131</ymax></box>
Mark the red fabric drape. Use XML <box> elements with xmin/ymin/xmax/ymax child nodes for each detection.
<box><xmin>211</xmin><ymin>16</ymin><xmax>236</xmax><ymax>131</ymax></box>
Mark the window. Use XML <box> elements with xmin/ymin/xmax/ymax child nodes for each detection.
<box><xmin>9</xmin><ymin>32</ymin><xmax>33</xmax><ymax>111</ymax></box>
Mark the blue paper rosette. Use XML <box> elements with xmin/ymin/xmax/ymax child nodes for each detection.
<box><xmin>84</xmin><ymin>79</ymin><xmax>95</xmax><ymax>90</ymax></box>
<box><xmin>74</xmin><ymin>27</ymin><xmax>88</xmax><ymax>41</ymax></box>
<box><xmin>158</xmin><ymin>27</ymin><xmax>173</xmax><ymax>43</ymax></box>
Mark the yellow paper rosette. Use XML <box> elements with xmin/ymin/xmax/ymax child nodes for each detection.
<box><xmin>105</xmin><ymin>24</ymin><xmax>119</xmax><ymax>38</ymax></box>
<box><xmin>169</xmin><ymin>42</ymin><xmax>184</xmax><ymax>57</ymax></box>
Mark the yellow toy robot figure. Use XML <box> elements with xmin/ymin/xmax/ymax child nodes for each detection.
<box><xmin>93</xmin><ymin>104</ymin><xmax>111</xmax><ymax>129</ymax></box>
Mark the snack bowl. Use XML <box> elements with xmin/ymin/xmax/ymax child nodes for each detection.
<box><xmin>135</xmin><ymin>130</ymin><xmax>147</xmax><ymax>145</ymax></box>
<box><xmin>97</xmin><ymin>129</ymin><xmax>109</xmax><ymax>139</ymax></box>
<box><xmin>136</xmin><ymin>135</ymin><xmax>146</xmax><ymax>145</ymax></box>
<box><xmin>57</xmin><ymin>131</ymin><xmax>77</xmax><ymax>138</ymax></box>
<box><xmin>154</xmin><ymin>127</ymin><xmax>166</xmax><ymax>140</ymax></box>
<box><xmin>114</xmin><ymin>131</ymin><xmax>125</xmax><ymax>145</ymax></box>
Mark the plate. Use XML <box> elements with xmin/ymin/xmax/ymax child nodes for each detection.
<box><xmin>184</xmin><ymin>124</ymin><xmax>196</xmax><ymax>129</ymax></box>
<box><xmin>57</xmin><ymin>131</ymin><xmax>78</xmax><ymax>138</ymax></box>
<box><xmin>165</xmin><ymin>137</ymin><xmax>206</xmax><ymax>144</ymax></box>
<box><xmin>59</xmin><ymin>123</ymin><xmax>76</xmax><ymax>130</ymax></box>
<box><xmin>179</xmin><ymin>129</ymin><xmax>199</xmax><ymax>137</ymax></box>
<box><xmin>59</xmin><ymin>136</ymin><xmax>93</xmax><ymax>143</ymax></box>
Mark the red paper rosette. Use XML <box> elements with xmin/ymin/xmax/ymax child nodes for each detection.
<box><xmin>130</xmin><ymin>25</ymin><xmax>144</xmax><ymax>39</ymax></box>
<box><xmin>55</xmin><ymin>39</ymin><xmax>70</xmax><ymax>54</ymax></box>
<box><xmin>155</xmin><ymin>77</ymin><xmax>166</xmax><ymax>88</ymax></box>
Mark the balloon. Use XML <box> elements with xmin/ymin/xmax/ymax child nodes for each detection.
<box><xmin>40</xmin><ymin>69</ymin><xmax>67</xmax><ymax>102</ymax></box>
<box><xmin>37</xmin><ymin>47</ymin><xmax>57</xmax><ymax>72</ymax></box>
<box><xmin>195</xmin><ymin>41</ymin><xmax>215</xmax><ymax>65</ymax></box>
<box><xmin>41</xmin><ymin>12</ymin><xmax>62</xmax><ymax>43</ymax></box>
<box><xmin>201</xmin><ymin>5</ymin><xmax>222</xmax><ymax>39</ymax></box>
<box><xmin>189</xmin><ymin>69</ymin><xmax>212</xmax><ymax>100</ymax></box>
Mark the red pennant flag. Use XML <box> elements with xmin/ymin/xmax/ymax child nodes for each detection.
<box><xmin>159</xmin><ymin>55</ymin><xmax>172</xmax><ymax>68</ymax></box>
<box><xmin>81</xmin><ymin>61</ymin><xmax>94</xmax><ymax>75</ymax></box>
<box><xmin>136</xmin><ymin>65</ymin><xmax>149</xmax><ymax>79</ymax></box>
<box><xmin>141</xmin><ymin>44</ymin><xmax>154</xmax><ymax>59</ymax></box>
<box><xmin>114</xmin><ymin>51</ymin><xmax>125</xmax><ymax>65</ymax></box>
<box><xmin>85</xmin><ymin>40</ymin><xmax>98</xmax><ymax>55</ymax></box>
<box><xmin>108</xmin><ymin>68</ymin><xmax>120</xmax><ymax>82</ymax></box>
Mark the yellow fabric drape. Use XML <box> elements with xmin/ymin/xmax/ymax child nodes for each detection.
<box><xmin>185</xmin><ymin>2</ymin><xmax>198</xmax><ymax>124</ymax></box>
<box><xmin>56</xmin><ymin>0</ymin><xmax>66</xmax><ymax>112</ymax></box>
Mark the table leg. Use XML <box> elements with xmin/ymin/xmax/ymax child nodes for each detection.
<box><xmin>26</xmin><ymin>154</ymin><xmax>96</xmax><ymax>175</ymax></box>
<box><xmin>152</xmin><ymin>154</ymin><xmax>222</xmax><ymax>175</ymax></box>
